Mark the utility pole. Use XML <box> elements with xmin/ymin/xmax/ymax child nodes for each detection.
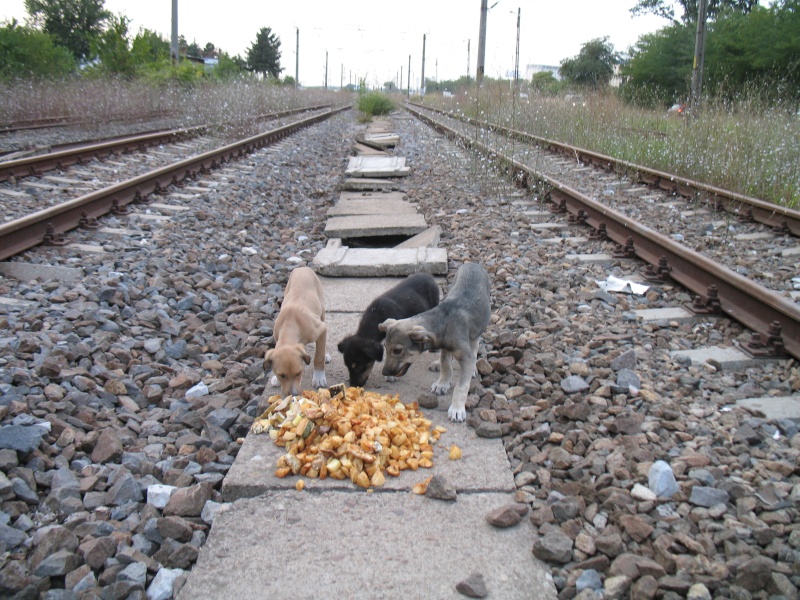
<box><xmin>514</xmin><ymin>8</ymin><xmax>521</xmax><ymax>87</ymax></box>
<box><xmin>467</xmin><ymin>39</ymin><xmax>470</xmax><ymax>82</ymax></box>
<box><xmin>408</xmin><ymin>54</ymin><xmax>411</xmax><ymax>97</ymax></box>
<box><xmin>171</xmin><ymin>0</ymin><xmax>179</xmax><ymax>65</ymax></box>
<box><xmin>341</xmin><ymin>64</ymin><xmax>344</xmax><ymax>90</ymax></box>
<box><xmin>420</xmin><ymin>34</ymin><xmax>426</xmax><ymax>96</ymax></box>
<box><xmin>295</xmin><ymin>28</ymin><xmax>299</xmax><ymax>88</ymax></box>
<box><xmin>324</xmin><ymin>50</ymin><xmax>328</xmax><ymax>90</ymax></box>
<box><xmin>690</xmin><ymin>0</ymin><xmax>708</xmax><ymax>115</ymax></box>
<box><xmin>400</xmin><ymin>65</ymin><xmax>403</xmax><ymax>92</ymax></box>
<box><xmin>477</xmin><ymin>0</ymin><xmax>487</xmax><ymax>84</ymax></box>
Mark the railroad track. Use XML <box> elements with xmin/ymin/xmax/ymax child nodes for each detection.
<box><xmin>0</xmin><ymin>106</ymin><xmax>349</xmax><ymax>262</ymax></box>
<box><xmin>0</xmin><ymin>105</ymin><xmax>333</xmax><ymax>180</ymax></box>
<box><xmin>406</xmin><ymin>102</ymin><xmax>800</xmax><ymax>362</ymax></box>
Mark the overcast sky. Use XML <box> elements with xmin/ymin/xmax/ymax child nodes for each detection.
<box><xmin>3</xmin><ymin>0</ymin><xmax>669</xmax><ymax>87</ymax></box>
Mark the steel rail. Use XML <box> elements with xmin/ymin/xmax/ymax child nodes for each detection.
<box><xmin>408</xmin><ymin>102</ymin><xmax>800</xmax><ymax>237</ymax></box>
<box><xmin>0</xmin><ymin>105</ymin><xmax>350</xmax><ymax>262</ymax></box>
<box><xmin>0</xmin><ymin>126</ymin><xmax>207</xmax><ymax>182</ymax></box>
<box><xmin>407</xmin><ymin>103</ymin><xmax>800</xmax><ymax>361</ymax></box>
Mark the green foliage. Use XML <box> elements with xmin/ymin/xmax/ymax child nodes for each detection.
<box><xmin>0</xmin><ymin>20</ymin><xmax>76</xmax><ymax>78</ymax></box>
<box><xmin>87</xmin><ymin>14</ymin><xmax>135</xmax><ymax>77</ymax></box>
<box><xmin>630</xmin><ymin>0</ymin><xmax>759</xmax><ymax>23</ymax></box>
<box><xmin>560</xmin><ymin>37</ymin><xmax>619</xmax><ymax>89</ymax></box>
<box><xmin>622</xmin><ymin>1</ymin><xmax>800</xmax><ymax>106</ymax></box>
<box><xmin>704</xmin><ymin>1</ymin><xmax>800</xmax><ymax>102</ymax></box>
<box><xmin>621</xmin><ymin>23</ymin><xmax>694</xmax><ymax>106</ymax></box>
<box><xmin>246</xmin><ymin>27</ymin><xmax>282</xmax><ymax>79</ymax></box>
<box><xmin>24</xmin><ymin>0</ymin><xmax>110</xmax><ymax>61</ymax></box>
<box><xmin>281</xmin><ymin>75</ymin><xmax>296</xmax><ymax>86</ymax></box>
<box><xmin>530</xmin><ymin>71</ymin><xmax>564</xmax><ymax>96</ymax></box>
<box><xmin>212</xmin><ymin>53</ymin><xmax>248</xmax><ymax>81</ymax></box>
<box><xmin>358</xmin><ymin>92</ymin><xmax>394</xmax><ymax>117</ymax></box>
<box><xmin>131</xmin><ymin>28</ymin><xmax>170</xmax><ymax>65</ymax></box>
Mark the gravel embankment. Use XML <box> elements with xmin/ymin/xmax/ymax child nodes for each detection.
<box><xmin>0</xmin><ymin>108</ymin><xmax>799</xmax><ymax>600</ymax></box>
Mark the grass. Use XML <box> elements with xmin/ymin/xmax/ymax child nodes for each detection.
<box><xmin>422</xmin><ymin>82</ymin><xmax>800</xmax><ymax>208</ymax></box>
<box><xmin>0</xmin><ymin>78</ymin><xmax>345</xmax><ymax>140</ymax></box>
<box><xmin>357</xmin><ymin>92</ymin><xmax>394</xmax><ymax>121</ymax></box>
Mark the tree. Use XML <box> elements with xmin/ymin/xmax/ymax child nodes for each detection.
<box><xmin>620</xmin><ymin>23</ymin><xmax>694</xmax><ymax>105</ymax></box>
<box><xmin>531</xmin><ymin>71</ymin><xmax>563</xmax><ymax>95</ymax></box>
<box><xmin>24</xmin><ymin>0</ymin><xmax>110</xmax><ymax>61</ymax></box>
<box><xmin>630</xmin><ymin>0</ymin><xmax>759</xmax><ymax>24</ymax></box>
<box><xmin>90</xmin><ymin>14</ymin><xmax>135</xmax><ymax>76</ymax></box>
<box><xmin>0</xmin><ymin>20</ymin><xmax>75</xmax><ymax>78</ymax></box>
<box><xmin>559</xmin><ymin>37</ymin><xmax>619</xmax><ymax>89</ymax></box>
<box><xmin>246</xmin><ymin>27</ymin><xmax>282</xmax><ymax>79</ymax></box>
<box><xmin>131</xmin><ymin>28</ymin><xmax>170</xmax><ymax>65</ymax></box>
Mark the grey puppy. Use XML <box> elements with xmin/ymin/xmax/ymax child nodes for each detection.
<box><xmin>379</xmin><ymin>263</ymin><xmax>491</xmax><ymax>422</ymax></box>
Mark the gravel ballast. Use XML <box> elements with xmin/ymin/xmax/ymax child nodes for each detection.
<box><xmin>0</xmin><ymin>108</ymin><xmax>799</xmax><ymax>600</ymax></box>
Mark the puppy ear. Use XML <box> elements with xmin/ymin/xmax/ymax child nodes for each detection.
<box><xmin>409</xmin><ymin>326</ymin><xmax>436</xmax><ymax>346</ymax></box>
<box><xmin>263</xmin><ymin>348</ymin><xmax>274</xmax><ymax>370</ymax></box>
<box><xmin>297</xmin><ymin>343</ymin><xmax>311</xmax><ymax>365</ymax></box>
<box><xmin>364</xmin><ymin>341</ymin><xmax>384</xmax><ymax>362</ymax></box>
<box><xmin>337</xmin><ymin>338</ymin><xmax>348</xmax><ymax>353</ymax></box>
<box><xmin>377</xmin><ymin>318</ymin><xmax>397</xmax><ymax>333</ymax></box>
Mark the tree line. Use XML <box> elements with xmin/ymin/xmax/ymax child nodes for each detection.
<box><xmin>559</xmin><ymin>0</ymin><xmax>799</xmax><ymax>107</ymax></box>
<box><xmin>1</xmin><ymin>0</ymin><xmax>288</xmax><ymax>83</ymax></box>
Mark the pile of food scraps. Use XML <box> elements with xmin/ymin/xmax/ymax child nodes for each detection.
<box><xmin>250</xmin><ymin>384</ymin><xmax>447</xmax><ymax>488</ymax></box>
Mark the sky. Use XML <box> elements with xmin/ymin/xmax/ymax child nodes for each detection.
<box><xmin>3</xmin><ymin>0</ymin><xmax>669</xmax><ymax>87</ymax></box>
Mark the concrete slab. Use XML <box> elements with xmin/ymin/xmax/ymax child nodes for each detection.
<box><xmin>353</xmin><ymin>142</ymin><xmax>386</xmax><ymax>156</ymax></box>
<box><xmin>635</xmin><ymin>307</ymin><xmax>698</xmax><ymax>324</ymax></box>
<box><xmin>325</xmin><ymin>214</ymin><xmax>428</xmax><ymax>239</ymax></box>
<box><xmin>339</xmin><ymin>191</ymin><xmax>408</xmax><ymax>202</ymax></box>
<box><xmin>97</xmin><ymin>227</ymin><xmax>139</xmax><ymax>236</ymax></box>
<box><xmin>342</xmin><ymin>178</ymin><xmax>403</xmax><ymax>191</ymax></box>
<box><xmin>529</xmin><ymin>222</ymin><xmax>569</xmax><ymax>230</ymax></box>
<box><xmin>541</xmin><ymin>237</ymin><xmax>589</xmax><ymax>244</ymax></box>
<box><xmin>736</xmin><ymin>396</ymin><xmax>800</xmax><ymax>420</ymax></box>
<box><xmin>224</xmin><ymin>396</ymin><xmax>515</xmax><ymax>499</ymax></box>
<box><xmin>395</xmin><ymin>225</ymin><xmax>442</xmax><ymax>249</ymax></box>
<box><xmin>357</xmin><ymin>132</ymin><xmax>400</xmax><ymax>149</ymax></box>
<box><xmin>346</xmin><ymin>156</ymin><xmax>410</xmax><ymax>178</ymax></box>
<box><xmin>62</xmin><ymin>244</ymin><xmax>105</xmax><ymax>254</ymax></box>
<box><xmin>565</xmin><ymin>253</ymin><xmax>614</xmax><ymax>265</ymax></box>
<box><xmin>0</xmin><ymin>297</ymin><xmax>37</xmax><ymax>309</ymax></box>
<box><xmin>149</xmin><ymin>202</ymin><xmax>192</xmax><ymax>212</ymax></box>
<box><xmin>179</xmin><ymin>491</ymin><xmax>555</xmax><ymax>600</ymax></box>
<box><xmin>327</xmin><ymin>199</ymin><xmax>418</xmax><ymax>217</ymax></box>
<box><xmin>313</xmin><ymin>245</ymin><xmax>447</xmax><ymax>277</ymax></box>
<box><xmin>670</xmin><ymin>345</ymin><xmax>781</xmax><ymax>370</ymax></box>
<box><xmin>0</xmin><ymin>262</ymin><xmax>83</xmax><ymax>283</ymax></box>
<box><xmin>782</xmin><ymin>246</ymin><xmax>800</xmax><ymax>257</ymax></box>
<box><xmin>734</xmin><ymin>232</ymin><xmax>773</xmax><ymax>241</ymax></box>
<box><xmin>182</xmin><ymin>275</ymin><xmax>556</xmax><ymax>600</ymax></box>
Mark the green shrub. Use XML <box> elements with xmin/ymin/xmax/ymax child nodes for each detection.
<box><xmin>358</xmin><ymin>92</ymin><xmax>394</xmax><ymax>117</ymax></box>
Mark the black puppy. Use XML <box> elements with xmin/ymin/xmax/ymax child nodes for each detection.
<box><xmin>338</xmin><ymin>273</ymin><xmax>440</xmax><ymax>387</ymax></box>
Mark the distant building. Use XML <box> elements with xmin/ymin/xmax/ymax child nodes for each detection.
<box><xmin>524</xmin><ymin>64</ymin><xmax>561</xmax><ymax>81</ymax></box>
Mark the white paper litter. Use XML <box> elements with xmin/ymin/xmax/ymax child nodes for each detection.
<box><xmin>596</xmin><ymin>275</ymin><xmax>650</xmax><ymax>295</ymax></box>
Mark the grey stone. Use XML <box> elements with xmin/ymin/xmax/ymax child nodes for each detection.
<box><xmin>147</xmin><ymin>567</ymin><xmax>185</xmax><ymax>600</ymax></box>
<box><xmin>0</xmin><ymin>424</ymin><xmax>47</xmax><ymax>453</ymax></box>
<box><xmin>532</xmin><ymin>528</ymin><xmax>573</xmax><ymax>563</ymax></box>
<box><xmin>426</xmin><ymin>475</ymin><xmax>457</xmax><ymax>501</ymax></box>
<box><xmin>576</xmin><ymin>569</ymin><xmax>603</xmax><ymax>592</ymax></box>
<box><xmin>689</xmin><ymin>486</ymin><xmax>729</xmax><ymax>508</ymax></box>
<box><xmin>560</xmin><ymin>376</ymin><xmax>589</xmax><ymax>394</ymax></box>
<box><xmin>648</xmin><ymin>461</ymin><xmax>679</xmax><ymax>498</ymax></box>
<box><xmin>455</xmin><ymin>572</ymin><xmax>488</xmax><ymax>598</ymax></box>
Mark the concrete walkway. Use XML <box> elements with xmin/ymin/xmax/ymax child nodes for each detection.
<box><xmin>179</xmin><ymin>275</ymin><xmax>556</xmax><ymax>600</ymax></box>
<box><xmin>178</xmin><ymin>117</ymin><xmax>557</xmax><ymax>600</ymax></box>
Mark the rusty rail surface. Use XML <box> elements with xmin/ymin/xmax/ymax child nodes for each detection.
<box><xmin>0</xmin><ymin>105</ymin><xmax>350</xmax><ymax>262</ymax></box>
<box><xmin>408</xmin><ymin>102</ymin><xmax>800</xmax><ymax>237</ymax></box>
<box><xmin>406</xmin><ymin>103</ymin><xmax>800</xmax><ymax>362</ymax></box>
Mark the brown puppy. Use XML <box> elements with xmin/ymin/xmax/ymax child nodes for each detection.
<box><xmin>264</xmin><ymin>267</ymin><xmax>328</xmax><ymax>396</ymax></box>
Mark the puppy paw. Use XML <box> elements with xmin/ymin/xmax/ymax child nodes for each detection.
<box><xmin>312</xmin><ymin>371</ymin><xmax>327</xmax><ymax>389</ymax></box>
<box><xmin>325</xmin><ymin>353</ymin><xmax>331</xmax><ymax>364</ymax></box>
<box><xmin>428</xmin><ymin>360</ymin><xmax>440</xmax><ymax>372</ymax></box>
<box><xmin>270</xmin><ymin>374</ymin><xmax>279</xmax><ymax>388</ymax></box>
<box><xmin>384</xmin><ymin>376</ymin><xmax>397</xmax><ymax>383</ymax></box>
<box><xmin>431</xmin><ymin>381</ymin><xmax>451</xmax><ymax>395</ymax></box>
<box><xmin>448</xmin><ymin>405</ymin><xmax>467</xmax><ymax>422</ymax></box>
